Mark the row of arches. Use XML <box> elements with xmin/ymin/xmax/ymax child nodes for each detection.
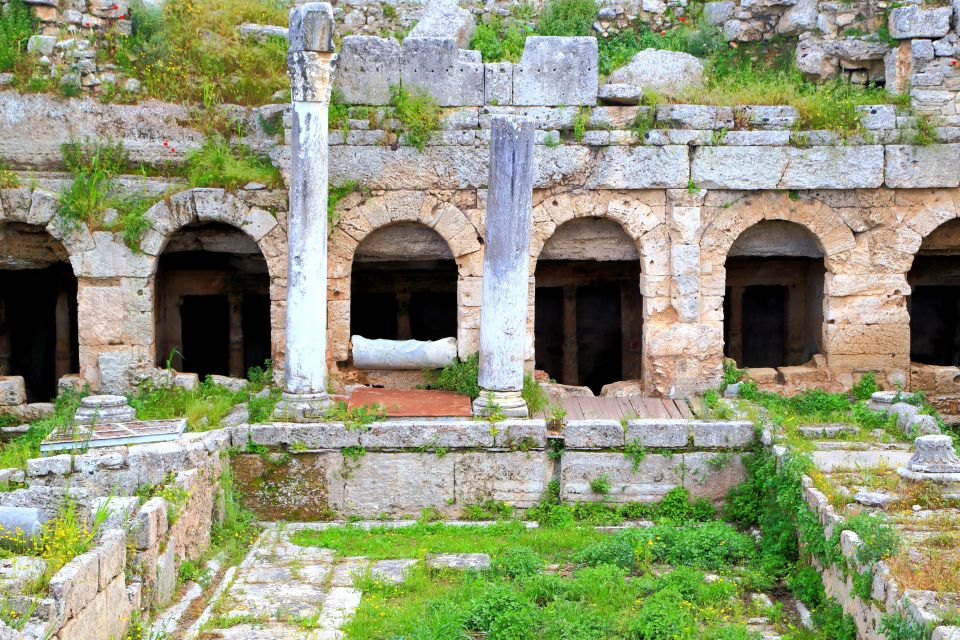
<box><xmin>1</xmin><ymin>201</ymin><xmax>958</xmax><ymax>401</ymax></box>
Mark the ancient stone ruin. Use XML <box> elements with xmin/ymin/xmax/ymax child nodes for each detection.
<box><xmin>0</xmin><ymin>0</ymin><xmax>958</xmax><ymax>637</ymax></box>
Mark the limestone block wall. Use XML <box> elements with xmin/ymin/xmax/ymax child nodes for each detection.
<box><xmin>6</xmin><ymin>93</ymin><xmax>960</xmax><ymax>396</ymax></box>
<box><xmin>228</xmin><ymin>418</ymin><xmax>756</xmax><ymax>519</ymax></box>
<box><xmin>0</xmin><ymin>430</ymin><xmax>228</xmax><ymax>638</ymax></box>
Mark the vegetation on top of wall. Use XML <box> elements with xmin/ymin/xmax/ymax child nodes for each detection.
<box><xmin>423</xmin><ymin>353</ymin><xmax>481</xmax><ymax>399</ymax></box>
<box><xmin>57</xmin><ymin>140</ymin><xmax>164</xmax><ymax>251</ymax></box>
<box><xmin>184</xmin><ymin>135</ymin><xmax>283</xmax><ymax>190</ymax></box>
<box><xmin>129</xmin><ymin>361</ymin><xmax>273</xmax><ymax>431</ymax></box>
<box><xmin>111</xmin><ymin>0</ymin><xmax>289</xmax><ymax>106</ymax></box>
<box><xmin>471</xmin><ymin>0</ymin><xmax>908</xmax><ymax>134</ymax></box>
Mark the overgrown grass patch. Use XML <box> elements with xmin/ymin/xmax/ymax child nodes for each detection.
<box><xmin>184</xmin><ymin>135</ymin><xmax>282</xmax><ymax>190</ymax></box>
<box><xmin>112</xmin><ymin>0</ymin><xmax>289</xmax><ymax>105</ymax></box>
<box><xmin>0</xmin><ymin>390</ymin><xmax>85</xmax><ymax>470</ymax></box>
<box><xmin>0</xmin><ymin>0</ymin><xmax>34</xmax><ymax>73</ymax></box>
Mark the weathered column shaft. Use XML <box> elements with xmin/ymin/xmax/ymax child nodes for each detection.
<box><xmin>276</xmin><ymin>2</ymin><xmax>336</xmax><ymax>421</ymax></box>
<box><xmin>473</xmin><ymin>116</ymin><xmax>535</xmax><ymax>418</ymax></box>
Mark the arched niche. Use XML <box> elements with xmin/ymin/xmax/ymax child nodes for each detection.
<box><xmin>154</xmin><ymin>222</ymin><xmax>271</xmax><ymax>379</ymax></box>
<box><xmin>724</xmin><ymin>220</ymin><xmax>825</xmax><ymax>368</ymax></box>
<box><xmin>534</xmin><ymin>217</ymin><xmax>642</xmax><ymax>393</ymax></box>
<box><xmin>350</xmin><ymin>222</ymin><xmax>457</xmax><ymax>344</ymax></box>
<box><xmin>0</xmin><ymin>222</ymin><xmax>79</xmax><ymax>401</ymax></box>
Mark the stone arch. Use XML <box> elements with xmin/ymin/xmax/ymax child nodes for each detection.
<box><xmin>530</xmin><ymin>191</ymin><xmax>655</xmax><ymax>393</ymax></box>
<box><xmin>0</xmin><ymin>188</ymin><xmax>86</xmax><ymax>400</ymax></box>
<box><xmin>327</xmin><ymin>192</ymin><xmax>482</xmax><ymax>369</ymax></box>
<box><xmin>141</xmin><ymin>188</ymin><xmax>286</xmax><ymax>380</ymax></box>
<box><xmin>701</xmin><ymin>196</ymin><xmax>856</xmax><ymax>272</ymax></box>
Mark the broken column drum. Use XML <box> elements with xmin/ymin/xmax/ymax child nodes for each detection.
<box><xmin>473</xmin><ymin>116</ymin><xmax>535</xmax><ymax>418</ymax></box>
<box><xmin>275</xmin><ymin>2</ymin><xmax>336</xmax><ymax>421</ymax></box>
<box><xmin>74</xmin><ymin>394</ymin><xmax>136</xmax><ymax>425</ymax></box>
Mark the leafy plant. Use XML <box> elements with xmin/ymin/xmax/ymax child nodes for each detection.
<box><xmin>388</xmin><ymin>84</ymin><xmax>441</xmax><ymax>151</ymax></box>
<box><xmin>0</xmin><ymin>0</ymin><xmax>34</xmax><ymax>73</ymax></box>
<box><xmin>538</xmin><ymin>0</ymin><xmax>597</xmax><ymax>37</ymax></box>
<box><xmin>423</xmin><ymin>353</ymin><xmax>480</xmax><ymax>399</ymax></box>
<box><xmin>470</xmin><ymin>14</ymin><xmax>532</xmax><ymax>62</ymax></box>
<box><xmin>879</xmin><ymin>613</ymin><xmax>930</xmax><ymax>640</ymax></box>
<box><xmin>522</xmin><ymin>373</ymin><xmax>549</xmax><ymax>414</ymax></box>
<box><xmin>185</xmin><ymin>135</ymin><xmax>282</xmax><ymax>190</ymax></box>
<box><xmin>492</xmin><ymin>546</ymin><xmax>542</xmax><ymax>579</ymax></box>
<box><xmin>589</xmin><ymin>474</ymin><xmax>611</xmax><ymax>495</ymax></box>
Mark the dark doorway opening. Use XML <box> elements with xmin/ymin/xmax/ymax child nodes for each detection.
<box><xmin>535</xmin><ymin>260</ymin><xmax>641</xmax><ymax>394</ymax></box>
<box><xmin>351</xmin><ymin>224</ymin><xmax>458</xmax><ymax>346</ymax></box>
<box><xmin>155</xmin><ymin>223</ymin><xmax>270</xmax><ymax>380</ymax></box>
<box><xmin>908</xmin><ymin>253</ymin><xmax>960</xmax><ymax>366</ymax></box>
<box><xmin>723</xmin><ymin>221</ymin><xmax>825</xmax><ymax>369</ymax></box>
<box><xmin>0</xmin><ymin>264</ymin><xmax>79</xmax><ymax>402</ymax></box>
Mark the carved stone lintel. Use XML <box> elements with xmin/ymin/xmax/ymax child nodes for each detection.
<box><xmin>289</xmin><ymin>2</ymin><xmax>335</xmax><ymax>53</ymax></box>
<box><xmin>472</xmin><ymin>389</ymin><xmax>529</xmax><ymax>418</ymax></box>
<box><xmin>288</xmin><ymin>51</ymin><xmax>335</xmax><ymax>103</ymax></box>
<box><xmin>908</xmin><ymin>434</ymin><xmax>960</xmax><ymax>473</ymax></box>
<box><xmin>273</xmin><ymin>391</ymin><xmax>333</xmax><ymax>422</ymax></box>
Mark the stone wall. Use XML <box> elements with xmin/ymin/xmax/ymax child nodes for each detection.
<box><xmin>5</xmin><ymin>91</ymin><xmax>960</xmax><ymax>396</ymax></box>
<box><xmin>0</xmin><ymin>429</ymin><xmax>229</xmax><ymax>638</ymax></box>
<box><xmin>228</xmin><ymin>417</ymin><xmax>756</xmax><ymax>519</ymax></box>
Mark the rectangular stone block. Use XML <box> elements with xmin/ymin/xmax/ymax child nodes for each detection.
<box><xmin>48</xmin><ymin>550</ymin><xmax>99</xmax><ymax>619</ymax></box>
<box><xmin>484</xmin><ymin>62</ymin><xmax>513</xmax><ymax>105</ymax></box>
<box><xmin>692</xmin><ymin>145</ymin><xmax>883</xmax><ymax>189</ymax></box>
<box><xmin>329</xmin><ymin>453</ymin><xmax>455</xmax><ymax>517</ymax></box>
<box><xmin>96</xmin><ymin>529</ymin><xmax>126</xmax><ymax>590</ymax></box>
<box><xmin>359</xmin><ymin>420</ymin><xmax>494</xmax><ymax>449</ymax></box>
<box><xmin>131</xmin><ymin>497</ymin><xmax>168</xmax><ymax>550</ymax></box>
<box><xmin>885</xmin><ymin>144</ymin><xmax>960</xmax><ymax>188</ymax></box>
<box><xmin>249</xmin><ymin>423</ymin><xmax>360</xmax><ymax>449</ymax></box>
<box><xmin>682</xmin><ymin>452</ymin><xmax>748</xmax><ymax>500</ymax></box>
<box><xmin>741</xmin><ymin>105</ymin><xmax>798</xmax><ymax>129</ymax></box>
<box><xmin>657</xmin><ymin>104</ymin><xmax>734</xmax><ymax>130</ymax></box>
<box><xmin>587</xmin><ymin>145</ymin><xmax>689</xmax><ymax>189</ymax></box>
<box><xmin>335</xmin><ymin>36</ymin><xmax>401</xmax><ymax>105</ymax></box>
<box><xmin>560</xmin><ymin>451</ymin><xmax>683</xmax><ymax>503</ymax></box>
<box><xmin>563</xmin><ymin>420</ymin><xmax>625</xmax><ymax>449</ymax></box>
<box><xmin>690</xmin><ymin>421</ymin><xmax>755</xmax><ymax>448</ymax></box>
<box><xmin>454</xmin><ymin>451</ymin><xmax>552</xmax><ymax>508</ymax></box>
<box><xmin>400</xmin><ymin>38</ymin><xmax>484</xmax><ymax>107</ymax></box>
<box><xmin>512</xmin><ymin>36</ymin><xmax>598</xmax><ymax>106</ymax></box>
<box><xmin>624</xmin><ymin>420</ymin><xmax>689</xmax><ymax>447</ymax></box>
<box><xmin>493</xmin><ymin>420</ymin><xmax>547</xmax><ymax>449</ymax></box>
<box><xmin>0</xmin><ymin>376</ymin><xmax>25</xmax><ymax>406</ymax></box>
<box><xmin>888</xmin><ymin>6</ymin><xmax>952</xmax><ymax>39</ymax></box>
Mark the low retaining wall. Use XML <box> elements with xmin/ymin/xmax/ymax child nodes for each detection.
<box><xmin>229</xmin><ymin>418</ymin><xmax>757</xmax><ymax>519</ymax></box>
<box><xmin>0</xmin><ymin>431</ymin><xmax>228</xmax><ymax>639</ymax></box>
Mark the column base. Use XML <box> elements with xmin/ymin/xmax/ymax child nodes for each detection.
<box><xmin>472</xmin><ymin>389</ymin><xmax>528</xmax><ymax>418</ymax></box>
<box><xmin>273</xmin><ymin>392</ymin><xmax>333</xmax><ymax>422</ymax></box>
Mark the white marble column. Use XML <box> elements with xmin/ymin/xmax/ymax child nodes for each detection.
<box><xmin>275</xmin><ymin>2</ymin><xmax>336</xmax><ymax>421</ymax></box>
<box><xmin>473</xmin><ymin>117</ymin><xmax>535</xmax><ymax>418</ymax></box>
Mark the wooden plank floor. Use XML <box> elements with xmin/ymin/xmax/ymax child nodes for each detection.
<box><xmin>535</xmin><ymin>396</ymin><xmax>701</xmax><ymax>420</ymax></box>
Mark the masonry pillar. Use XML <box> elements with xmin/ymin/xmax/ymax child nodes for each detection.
<box><xmin>472</xmin><ymin>117</ymin><xmax>534</xmax><ymax>418</ymax></box>
<box><xmin>275</xmin><ymin>2</ymin><xmax>336</xmax><ymax>421</ymax></box>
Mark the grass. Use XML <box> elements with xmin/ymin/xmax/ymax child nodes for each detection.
<box><xmin>470</xmin><ymin>0</ymin><xmax>908</xmax><ymax>135</ymax></box>
<box><xmin>128</xmin><ymin>361</ymin><xmax>273</xmax><ymax>431</ymax></box>
<box><xmin>0</xmin><ymin>390</ymin><xmax>85</xmax><ymax>469</ymax></box>
<box><xmin>185</xmin><ymin>135</ymin><xmax>283</xmax><ymax>190</ymax></box>
<box><xmin>298</xmin><ymin>515</ymin><xmax>848</xmax><ymax>640</ymax></box>
<box><xmin>111</xmin><ymin>0</ymin><xmax>288</xmax><ymax>106</ymax></box>
<box><xmin>0</xmin><ymin>0</ymin><xmax>33</xmax><ymax>73</ymax></box>
<box><xmin>57</xmin><ymin>140</ymin><xmax>168</xmax><ymax>250</ymax></box>
<box><xmin>292</xmin><ymin>520</ymin><xmax>608</xmax><ymax>562</ymax></box>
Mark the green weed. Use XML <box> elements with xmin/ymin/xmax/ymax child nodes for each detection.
<box><xmin>185</xmin><ymin>135</ymin><xmax>282</xmax><ymax>190</ymax></box>
<box><xmin>388</xmin><ymin>84</ymin><xmax>441</xmax><ymax>151</ymax></box>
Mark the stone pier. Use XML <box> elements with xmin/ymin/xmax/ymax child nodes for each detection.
<box><xmin>275</xmin><ymin>2</ymin><xmax>336</xmax><ymax>421</ymax></box>
<box><xmin>472</xmin><ymin>117</ymin><xmax>535</xmax><ymax>418</ymax></box>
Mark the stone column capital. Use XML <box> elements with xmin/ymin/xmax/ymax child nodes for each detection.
<box><xmin>288</xmin><ymin>51</ymin><xmax>336</xmax><ymax>103</ymax></box>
